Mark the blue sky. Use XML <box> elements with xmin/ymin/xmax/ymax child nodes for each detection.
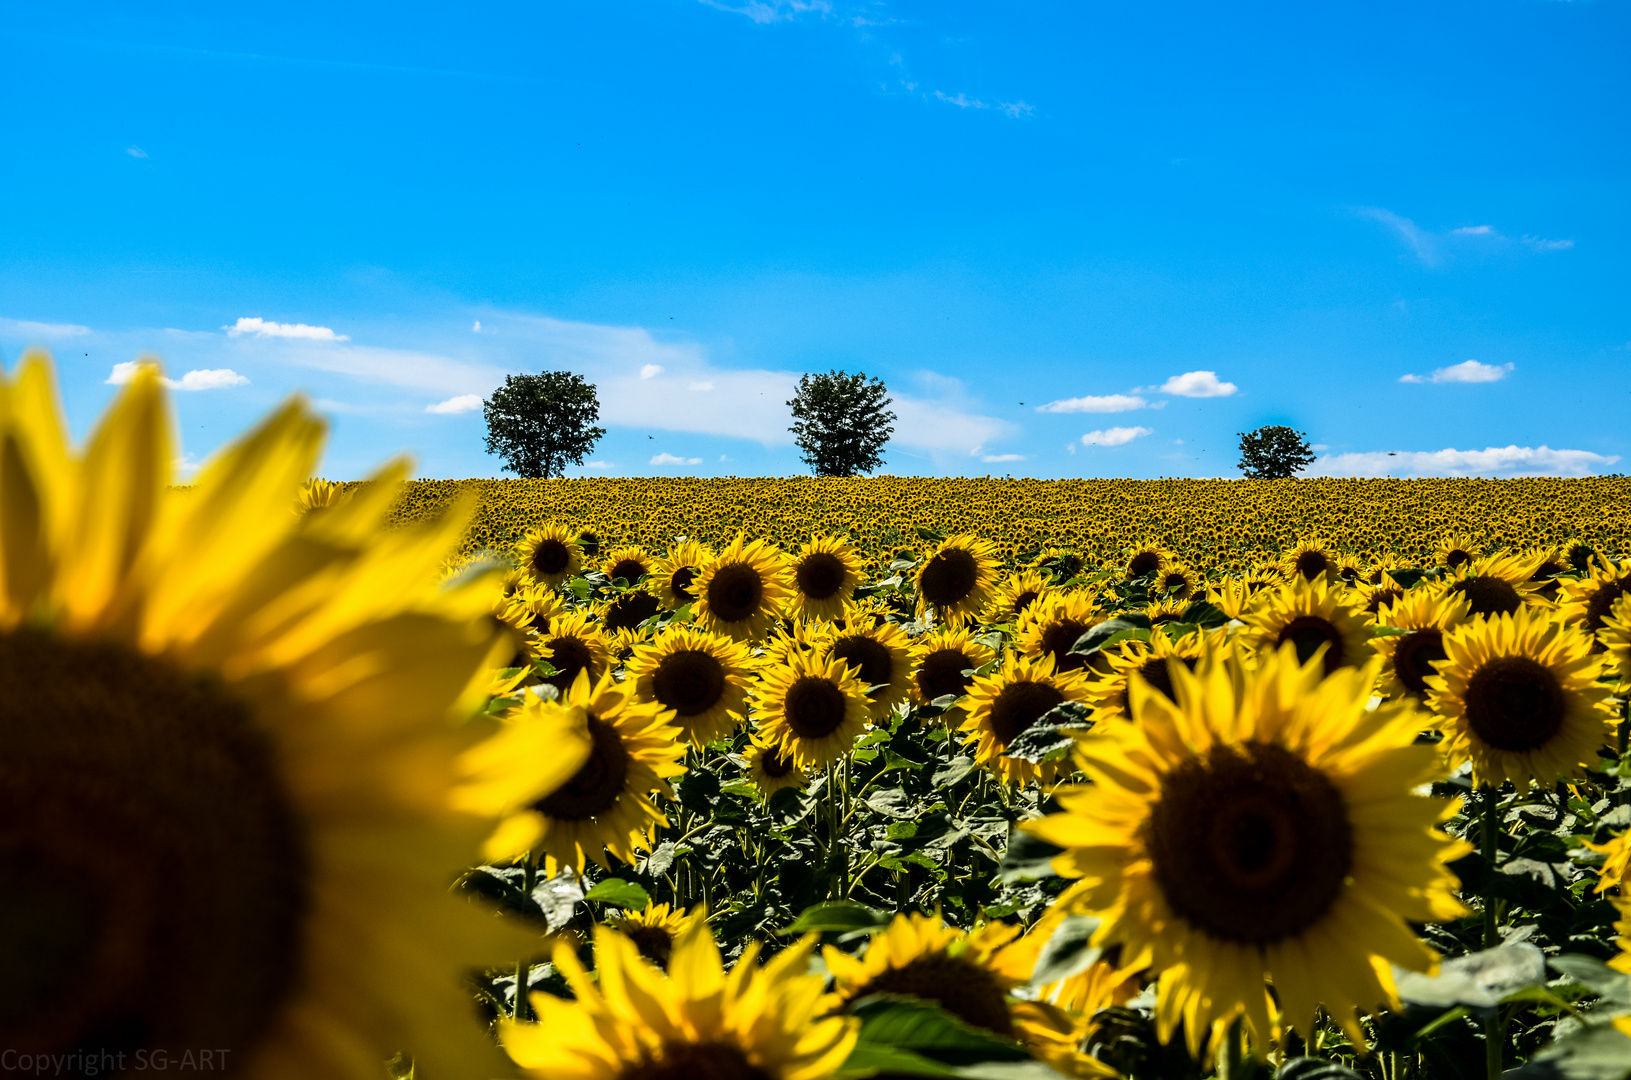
<box><xmin>2</xmin><ymin>0</ymin><xmax>1626</xmax><ymax>479</ymax></box>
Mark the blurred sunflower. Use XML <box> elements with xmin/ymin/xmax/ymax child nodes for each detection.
<box><xmin>610</xmin><ymin>902</ymin><xmax>694</xmax><ymax>969</ymax></box>
<box><xmin>627</xmin><ymin>627</ymin><xmax>756</xmax><ymax>747</ymax></box>
<box><xmin>601</xmin><ymin>544</ymin><xmax>656</xmax><ymax>586</ymax></box>
<box><xmin>1155</xmin><ymin>562</ymin><xmax>1201</xmax><ymax>601</ymax></box>
<box><xmin>695</xmin><ymin>537</ymin><xmax>792</xmax><ymax>642</ymax></box>
<box><xmin>507</xmin><ymin>582</ymin><xmax>568</xmax><ymax>635</ymax></box>
<box><xmin>1355</xmin><ymin>579</ymin><xmax>1406</xmax><ymax>617</ymax></box>
<box><xmin>1024</xmin><ymin>645</ymin><xmax>1468</xmax><ymax>1056</ymax></box>
<box><xmin>517</xmin><ymin>522</ymin><xmax>584</xmax><ymax>586</ymax></box>
<box><xmin>1143</xmin><ymin>596</ymin><xmax>1189</xmax><ymax>627</ymax></box>
<box><xmin>1599</xmin><ymin>593</ymin><xmax>1631</xmax><ymax>683</ymax></box>
<box><xmin>1435</xmin><ymin>534</ymin><xmax>1482</xmax><ymax>571</ymax></box>
<box><xmin>1442</xmin><ymin>551</ymin><xmax>1550</xmax><ymax>619</ymax></box>
<box><xmin>753</xmin><ymin>653</ymin><xmax>872</xmax><ymax>769</ymax></box>
<box><xmin>0</xmin><ymin>356</ymin><xmax>531</xmax><ymax>1077</ymax></box>
<box><xmin>915</xmin><ymin>534</ymin><xmax>1001</xmax><ymax>621</ymax></box>
<box><xmin>1241</xmin><ymin>576</ymin><xmax>1375</xmax><ymax>677</ymax></box>
<box><xmin>536</xmin><ymin>610</ymin><xmax>612</xmax><ymax>694</ymax></box>
<box><xmin>1333</xmin><ymin>554</ymin><xmax>1365</xmax><ymax>586</ymax></box>
<box><xmin>961</xmin><ymin>652</ymin><xmax>1092</xmax><ymax>786</ymax></box>
<box><xmin>295</xmin><ymin>476</ymin><xmax>350</xmax><ymax>513</ymax></box>
<box><xmin>458</xmin><ymin>672</ymin><xmax>685</xmax><ymax>870</ymax></box>
<box><xmin>1426</xmin><ymin>609</ymin><xmax>1616</xmax><ymax>789</ymax></box>
<box><xmin>1119</xmin><ymin>540</ymin><xmax>1173</xmax><ymax>580</ymax></box>
<box><xmin>1278</xmin><ymin>538</ymin><xmax>1340</xmax><ymax>582</ymax></box>
<box><xmin>821</xmin><ymin>610</ymin><xmax>915</xmax><ymax>719</ymax></box>
<box><xmin>1558</xmin><ymin>557</ymin><xmax>1631</xmax><ymax>639</ymax></box>
<box><xmin>745</xmin><ymin>737</ymin><xmax>809</xmax><ymax>797</ymax></box>
<box><xmin>1587</xmin><ymin>828</ymin><xmax>1630</xmax><ymax>895</ymax></box>
<box><xmin>1373</xmin><ymin>589</ymin><xmax>1470</xmax><ymax>699</ymax></box>
<box><xmin>985</xmin><ymin>569</ymin><xmax>1054</xmax><ymax>624</ymax></box>
<box><xmin>1082</xmin><ymin>629</ymin><xmax>1211</xmax><ymax>723</ymax></box>
<box><xmin>501</xmin><ymin>921</ymin><xmax>857</xmax><ymax>1080</ymax></box>
<box><xmin>654</xmin><ymin>538</ymin><xmax>714</xmax><ymax>609</ymax></box>
<box><xmin>1363</xmin><ymin>554</ymin><xmax>1406</xmax><ymax>587</ymax></box>
<box><xmin>910</xmin><ymin>626</ymin><xmax>997</xmax><ymax>708</ymax></box>
<box><xmin>1208</xmin><ymin>576</ymin><xmax>1257</xmax><ymax>621</ymax></box>
<box><xmin>786</xmin><ymin>533</ymin><xmax>864</xmax><ymax>620</ymax></box>
<box><xmin>598</xmin><ymin>587</ymin><xmax>664</xmax><ymax>636</ymax></box>
<box><xmin>1017</xmin><ymin>591</ymin><xmax>1105</xmax><ymax>674</ymax></box>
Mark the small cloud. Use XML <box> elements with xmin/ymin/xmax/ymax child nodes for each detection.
<box><xmin>689</xmin><ymin>381</ymin><xmax>715</xmax><ymax>391</ymax></box>
<box><xmin>1398</xmin><ymin>360</ymin><xmax>1513</xmax><ymax>385</ymax></box>
<box><xmin>584</xmin><ymin>461</ymin><xmax>617</xmax><ymax>470</ymax></box>
<box><xmin>174</xmin><ymin>452</ymin><xmax>201</xmax><ymax>481</ymax></box>
<box><xmin>650</xmin><ymin>452</ymin><xmax>703</xmax><ymax>466</ymax></box>
<box><xmin>1355</xmin><ymin>206</ymin><xmax>1437</xmax><ymax>264</ymax></box>
<box><xmin>1524</xmin><ymin>235</ymin><xmax>1574</xmax><ymax>251</ymax></box>
<box><xmin>1081</xmin><ymin>426</ymin><xmax>1153</xmax><ymax>447</ymax></box>
<box><xmin>998</xmin><ymin>101</ymin><xmax>1034</xmax><ymax>118</ymax></box>
<box><xmin>1158</xmin><ymin>371</ymin><xmax>1238</xmax><ymax>398</ymax></box>
<box><xmin>640</xmin><ymin>364</ymin><xmax>664</xmax><ymax>379</ymax></box>
<box><xmin>981</xmin><ymin>453</ymin><xmax>1026</xmax><ymax>463</ymax></box>
<box><xmin>696</xmin><ymin>0</ymin><xmax>830</xmax><ymax>24</ymax></box>
<box><xmin>719</xmin><ymin>455</ymin><xmax>730</xmax><ymax>461</ymax></box>
<box><xmin>0</xmin><ymin>317</ymin><xmax>92</xmax><ymax>339</ymax></box>
<box><xmin>1311</xmin><ymin>443</ymin><xmax>1329</xmax><ymax>452</ymax></box>
<box><xmin>1038</xmin><ymin>393</ymin><xmax>1147</xmax><ymax>414</ymax></box>
<box><xmin>1065</xmin><ymin>442</ymin><xmax>1076</xmax><ymax>454</ymax></box>
<box><xmin>472</xmin><ymin>320</ymin><xmax>482</xmax><ymax>333</ymax></box>
<box><xmin>126</xmin><ymin>146</ymin><xmax>148</xmax><ymax>159</ymax></box>
<box><xmin>1309</xmin><ymin>445</ymin><xmax>1619</xmax><ymax>478</ymax></box>
<box><xmin>107</xmin><ymin>362</ymin><xmax>248</xmax><ymax>390</ymax></box>
<box><xmin>225</xmin><ymin>317</ymin><xmax>349</xmax><ymax>342</ymax></box>
<box><xmin>426</xmin><ymin>393</ymin><xmax>483</xmax><ymax>414</ymax></box>
<box><xmin>1452</xmin><ymin>225</ymin><xmax>1496</xmax><ymax>236</ymax></box>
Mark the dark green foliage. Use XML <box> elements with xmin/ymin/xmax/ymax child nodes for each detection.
<box><xmin>788</xmin><ymin>369</ymin><xmax>897</xmax><ymax>477</ymax></box>
<box><xmin>1237</xmin><ymin>425</ymin><xmax>1316</xmax><ymax>479</ymax></box>
<box><xmin>483</xmin><ymin>370</ymin><xmax>607</xmax><ymax>478</ymax></box>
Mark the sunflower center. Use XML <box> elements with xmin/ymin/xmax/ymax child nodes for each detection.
<box><xmin>1445</xmin><ymin>549</ymin><xmax>1473</xmax><ymax>570</ymax></box>
<box><xmin>534</xmin><ymin>715</ymin><xmax>630</xmax><ymax>820</ymax></box>
<box><xmin>1364</xmin><ymin>588</ymin><xmax>1402</xmax><ymax>616</ymax></box>
<box><xmin>989</xmin><ymin>681</ymin><xmax>1066</xmax><ymax>747</ymax></box>
<box><xmin>917</xmin><ymin>648</ymin><xmax>977</xmax><ymax>701</ymax></box>
<box><xmin>1567</xmin><ymin>545</ymin><xmax>1593</xmax><ymax>573</ymax></box>
<box><xmin>796</xmin><ymin>552</ymin><xmax>848</xmax><ymax>600</ymax></box>
<box><xmin>1040</xmin><ymin>619</ymin><xmax>1093</xmax><ymax>673</ymax></box>
<box><xmin>1393</xmin><ymin>628</ymin><xmax>1448</xmax><ymax>696</ymax></box>
<box><xmin>1275</xmin><ymin>615</ymin><xmax>1344</xmax><ymax>674</ymax></box>
<box><xmin>758</xmin><ymin>746</ymin><xmax>796</xmax><ymax>779</ymax></box>
<box><xmin>1127</xmin><ymin>551</ymin><xmax>1161</xmax><ymax>578</ymax></box>
<box><xmin>543</xmin><ymin>636</ymin><xmax>597</xmax><ymax>692</ymax></box>
<box><xmin>620</xmin><ymin>1042</ymin><xmax>772</xmax><ymax>1080</ymax></box>
<box><xmin>1463</xmin><ymin>656</ymin><xmax>1567</xmax><ymax>752</ymax></box>
<box><xmin>0</xmin><ymin>631</ymin><xmax>307</xmax><ymax>1063</ymax></box>
<box><xmin>624</xmin><ymin>925</ymin><xmax>677</xmax><ymax>969</ymax></box>
<box><xmin>652</xmin><ymin>650</ymin><xmax>727</xmax><ymax>717</ymax></box>
<box><xmin>669</xmin><ymin>566</ymin><xmax>698</xmax><ymax>602</ymax></box>
<box><xmin>1294</xmin><ymin>551</ymin><xmax>1333</xmax><ymax>580</ymax></box>
<box><xmin>609</xmin><ymin>559</ymin><xmax>648</xmax><ymax>584</ymax></box>
<box><xmin>532</xmin><ymin>538</ymin><xmax>573</xmax><ymax>577</ymax></box>
<box><xmin>831</xmin><ymin>635</ymin><xmax>894</xmax><ymax>699</ymax></box>
<box><xmin>783</xmin><ymin>676</ymin><xmax>849</xmax><ymax>739</ymax></box>
<box><xmin>848</xmin><ymin>953</ymin><xmax>1014</xmax><ymax>1037</ymax></box>
<box><xmin>604</xmin><ymin>591</ymin><xmax>662</xmax><ymax>633</ymax></box>
<box><xmin>1448</xmin><ymin>575</ymin><xmax>1522</xmax><ymax>617</ymax></box>
<box><xmin>1585</xmin><ymin>578</ymin><xmax>1631</xmax><ymax>631</ymax></box>
<box><xmin>919</xmin><ymin>549</ymin><xmax>979</xmax><ymax>606</ymax></box>
<box><xmin>1147</xmin><ymin>742</ymin><xmax>1352</xmax><ymax>945</ymax></box>
<box><xmin>708</xmin><ymin>563</ymin><xmax>766</xmax><ymax>623</ymax></box>
<box><xmin>1161</xmin><ymin>573</ymin><xmax>1190</xmax><ymax>596</ymax></box>
<box><xmin>1012</xmin><ymin>589</ymin><xmax>1041</xmax><ymax>615</ymax></box>
<box><xmin>1118</xmin><ymin>656</ymin><xmax>1194</xmax><ymax>717</ymax></box>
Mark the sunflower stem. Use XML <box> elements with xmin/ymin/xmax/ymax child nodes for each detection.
<box><xmin>1479</xmin><ymin>784</ymin><xmax>1499</xmax><ymax>949</ymax></box>
<box><xmin>1216</xmin><ymin>1016</ymin><xmax>1244</xmax><ymax>1080</ymax></box>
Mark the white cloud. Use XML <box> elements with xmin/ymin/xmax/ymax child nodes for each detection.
<box><xmin>1356</xmin><ymin>207</ymin><xmax>1437</xmax><ymax>264</ymax></box>
<box><xmin>890</xmin><ymin>375</ymin><xmax>1019</xmax><ymax>463</ymax></box>
<box><xmin>1158</xmin><ymin>370</ymin><xmax>1238</xmax><ymax>398</ymax></box>
<box><xmin>0</xmin><ymin>317</ymin><xmax>93</xmax><ymax>339</ymax></box>
<box><xmin>927</xmin><ymin>91</ymin><xmax>1033</xmax><ymax>118</ymax></box>
<box><xmin>1308</xmin><ymin>445</ymin><xmax>1619</xmax><ymax>478</ymax></box>
<box><xmin>106</xmin><ymin>362</ymin><xmax>247</xmax><ymax>390</ymax></box>
<box><xmin>472</xmin><ymin>320</ymin><xmax>483</xmax><ymax>333</ymax></box>
<box><xmin>1524</xmin><ymin>235</ymin><xmax>1574</xmax><ymax>251</ymax></box>
<box><xmin>689</xmin><ymin>381</ymin><xmax>715</xmax><ymax>391</ymax></box>
<box><xmin>225</xmin><ymin>317</ymin><xmax>350</xmax><ymax>342</ymax></box>
<box><xmin>650</xmin><ymin>452</ymin><xmax>703</xmax><ymax>466</ymax></box>
<box><xmin>1038</xmin><ymin>393</ymin><xmax>1147</xmax><ymax>413</ymax></box>
<box><xmin>998</xmin><ymin>101</ymin><xmax>1034</xmax><ymax>118</ymax></box>
<box><xmin>584</xmin><ymin>461</ymin><xmax>617</xmax><ymax>471</ymax></box>
<box><xmin>126</xmin><ymin>146</ymin><xmax>148</xmax><ymax>159</ymax></box>
<box><xmin>640</xmin><ymin>363</ymin><xmax>664</xmax><ymax>379</ymax></box>
<box><xmin>426</xmin><ymin>393</ymin><xmax>483</xmax><ymax>414</ymax></box>
<box><xmin>1081</xmin><ymin>426</ymin><xmax>1153</xmax><ymax>447</ymax></box>
<box><xmin>981</xmin><ymin>453</ymin><xmax>1025</xmax><ymax>463</ymax></box>
<box><xmin>1399</xmin><ymin>360</ymin><xmax>1513</xmax><ymax>385</ymax></box>
<box><xmin>1452</xmin><ymin>225</ymin><xmax>1496</xmax><ymax>236</ymax></box>
<box><xmin>696</xmin><ymin>0</ymin><xmax>830</xmax><ymax>23</ymax></box>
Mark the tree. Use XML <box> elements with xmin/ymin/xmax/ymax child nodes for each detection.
<box><xmin>787</xmin><ymin>370</ymin><xmax>897</xmax><ymax>477</ymax></box>
<box><xmin>483</xmin><ymin>371</ymin><xmax>606</xmax><ymax>479</ymax></box>
<box><xmin>1237</xmin><ymin>425</ymin><xmax>1316</xmax><ymax>479</ymax></box>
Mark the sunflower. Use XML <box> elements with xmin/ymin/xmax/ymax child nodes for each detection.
<box><xmin>517</xmin><ymin>522</ymin><xmax>585</xmax><ymax>587</ymax></box>
<box><xmin>915</xmin><ymin>533</ymin><xmax>1001</xmax><ymax>621</ymax></box>
<box><xmin>1023</xmin><ymin>644</ymin><xmax>1469</xmax><ymax>1056</ymax></box>
<box><xmin>985</xmin><ymin>569</ymin><xmax>1055</xmax><ymax>624</ymax></box>
<box><xmin>752</xmin><ymin>653</ymin><xmax>872</xmax><ymax>769</ymax></box>
<box><xmin>1143</xmin><ymin>596</ymin><xmax>1190</xmax><ymax>627</ymax></box>
<box><xmin>0</xmin><ymin>356</ymin><xmax>533</xmax><ymax>1076</ymax></box>
<box><xmin>536</xmin><ymin>610</ymin><xmax>612</xmax><ymax>694</ymax></box>
<box><xmin>1599</xmin><ymin>593</ymin><xmax>1631</xmax><ymax>684</ymax></box>
<box><xmin>1017</xmin><ymin>591</ymin><xmax>1106</xmax><ymax>675</ymax></box>
<box><xmin>695</xmin><ymin>536</ymin><xmax>793</xmax><ymax>642</ymax></box>
<box><xmin>786</xmin><ymin>533</ymin><xmax>864</xmax><ymax>620</ymax></box>
<box><xmin>598</xmin><ymin>586</ymin><xmax>665</xmax><ymax>636</ymax></box>
<box><xmin>1333</xmin><ymin>553</ymin><xmax>1365</xmax><ymax>586</ymax></box>
<box><xmin>819</xmin><ymin>608</ymin><xmax>915</xmax><ymax>719</ymax></box>
<box><xmin>1435</xmin><ymin>534</ymin><xmax>1483</xmax><ymax>571</ymax></box>
<box><xmin>745</xmin><ymin>737</ymin><xmax>809</xmax><ymax>797</ymax></box>
<box><xmin>1442</xmin><ymin>551</ymin><xmax>1551</xmax><ymax>619</ymax></box>
<box><xmin>910</xmin><ymin>626</ymin><xmax>997</xmax><ymax>708</ymax></box>
<box><xmin>626</xmin><ymin>627</ymin><xmax>757</xmax><ymax>747</ymax></box>
<box><xmin>1425</xmin><ymin>608</ymin><xmax>1616</xmax><ymax>789</ymax></box>
<box><xmin>1587</xmin><ymin>828</ymin><xmax>1630</xmax><ymax>895</ymax></box>
<box><xmin>1277</xmin><ymin>538</ymin><xmax>1340</xmax><ymax>582</ymax></box>
<box><xmin>653</xmin><ymin>538</ymin><xmax>715</xmax><ymax>609</ymax></box>
<box><xmin>961</xmin><ymin>652</ymin><xmax>1093</xmax><ymax>786</ymax></box>
<box><xmin>295</xmin><ymin>476</ymin><xmax>350</xmax><ymax>513</ymax></box>
<box><xmin>1355</xmin><ymin>579</ymin><xmax>1407</xmax><ymax>617</ymax></box>
<box><xmin>601</xmin><ymin>545</ymin><xmax>657</xmax><ymax>586</ymax></box>
<box><xmin>506</xmin><ymin>582</ymin><xmax>569</xmax><ymax>635</ymax></box>
<box><xmin>1558</xmin><ymin>556</ymin><xmax>1631</xmax><ymax>640</ymax></box>
<box><xmin>610</xmin><ymin>902</ymin><xmax>695</xmax><ymax>969</ymax></box>
<box><xmin>1372</xmin><ymin>588</ymin><xmax>1471</xmax><ymax>699</ymax></box>
<box><xmin>762</xmin><ymin>615</ymin><xmax>835</xmax><ymax>669</ymax></box>
<box><xmin>459</xmin><ymin>672</ymin><xmax>686</xmax><ymax>870</ymax></box>
<box><xmin>1155</xmin><ymin>562</ymin><xmax>1202</xmax><ymax>601</ymax></box>
<box><xmin>1119</xmin><ymin>540</ymin><xmax>1173</xmax><ymax>580</ymax></box>
<box><xmin>1208</xmin><ymin>576</ymin><xmax>1257</xmax><ymax>621</ymax></box>
<box><xmin>1082</xmin><ymin>628</ymin><xmax>1213</xmax><ymax>723</ymax></box>
<box><xmin>1363</xmin><ymin>554</ymin><xmax>1406</xmax><ymax>587</ymax></box>
<box><xmin>1240</xmin><ymin>576</ymin><xmax>1375</xmax><ymax>677</ymax></box>
<box><xmin>501</xmin><ymin>921</ymin><xmax>857</xmax><ymax>1080</ymax></box>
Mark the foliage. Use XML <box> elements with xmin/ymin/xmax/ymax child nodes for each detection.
<box><xmin>483</xmin><ymin>370</ymin><xmax>607</xmax><ymax>478</ymax></box>
<box><xmin>1238</xmin><ymin>424</ymin><xmax>1317</xmax><ymax>479</ymax></box>
<box><xmin>788</xmin><ymin>369</ymin><xmax>898</xmax><ymax>477</ymax></box>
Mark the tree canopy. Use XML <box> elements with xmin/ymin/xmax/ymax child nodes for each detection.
<box><xmin>1237</xmin><ymin>424</ymin><xmax>1316</xmax><ymax>479</ymax></box>
<box><xmin>483</xmin><ymin>371</ymin><xmax>606</xmax><ymax>479</ymax></box>
<box><xmin>787</xmin><ymin>370</ymin><xmax>897</xmax><ymax>477</ymax></box>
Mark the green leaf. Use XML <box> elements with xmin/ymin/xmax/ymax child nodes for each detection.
<box><xmin>1550</xmin><ymin>954</ymin><xmax>1631</xmax><ymax>1009</ymax></box>
<box><xmin>1388</xmin><ymin>568</ymin><xmax>1428</xmax><ymax>590</ymax></box>
<box><xmin>1526</xmin><ymin>1018</ymin><xmax>1631</xmax><ymax>1080</ymax></box>
<box><xmin>1001</xmin><ymin>703</ymin><xmax>1093</xmax><ymax>764</ymax></box>
<box><xmin>1393</xmin><ymin>942</ymin><xmax>1547</xmax><ymax>1011</ymax></box>
<box><xmin>849</xmin><ymin>995</ymin><xmax>1031</xmax><ymax>1064</ymax></box>
<box><xmin>1179</xmin><ymin>599</ymin><xmax>1229</xmax><ymax>628</ymax></box>
<box><xmin>932</xmin><ymin>756</ymin><xmax>978</xmax><ymax>788</ymax></box>
<box><xmin>838</xmin><ymin>1042</ymin><xmax>961</xmax><ymax>1078</ymax></box>
<box><xmin>1275</xmin><ymin>1059</ymin><xmax>1363</xmax><ymax>1080</ymax></box>
<box><xmin>582</xmin><ymin>878</ymin><xmax>651</xmax><ymax>911</ymax></box>
<box><xmin>781</xmin><ymin>901</ymin><xmax>892</xmax><ymax>937</ymax></box>
<box><xmin>1028</xmin><ymin>915</ymin><xmax>1102</xmax><ymax>988</ymax></box>
<box><xmin>677</xmin><ymin>766</ymin><xmax>721</xmax><ymax>810</ymax></box>
<box><xmin>998</xmin><ymin>830</ymin><xmax>1063</xmax><ymax>883</ymax></box>
<box><xmin>1067</xmin><ymin>617</ymin><xmax>1151</xmax><ymax>657</ymax></box>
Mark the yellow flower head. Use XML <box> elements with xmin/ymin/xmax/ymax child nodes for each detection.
<box><xmin>517</xmin><ymin>522</ymin><xmax>584</xmax><ymax>586</ymax></box>
<box><xmin>626</xmin><ymin>626</ymin><xmax>757</xmax><ymax>747</ymax></box>
<box><xmin>745</xmin><ymin>737</ymin><xmax>809</xmax><ymax>797</ymax></box>
<box><xmin>786</xmin><ymin>533</ymin><xmax>865</xmax><ymax>620</ymax></box>
<box><xmin>960</xmin><ymin>651</ymin><xmax>1093</xmax><ymax>787</ymax></box>
<box><xmin>751</xmin><ymin>652</ymin><xmax>872</xmax><ymax>770</ymax></box>
<box><xmin>1016</xmin><ymin>590</ymin><xmax>1106</xmax><ymax>676</ymax></box>
<box><xmin>984</xmin><ymin>568</ymin><xmax>1055</xmax><ymax>625</ymax></box>
<box><xmin>654</xmin><ymin>537</ymin><xmax>715</xmax><ymax>609</ymax></box>
<box><xmin>915</xmin><ymin>533</ymin><xmax>1000</xmax><ymax>621</ymax></box>
<box><xmin>694</xmin><ymin>536</ymin><xmax>793</xmax><ymax>642</ymax></box>
<box><xmin>609</xmin><ymin>902</ymin><xmax>696</xmax><ymax>969</ymax></box>
<box><xmin>1241</xmin><ymin>574</ymin><xmax>1375</xmax><ymax>677</ymax></box>
<box><xmin>1372</xmin><ymin>586</ymin><xmax>1471</xmax><ymax>699</ymax></box>
<box><xmin>1441</xmin><ymin>550</ymin><xmax>1552</xmax><ymax>620</ymax></box>
<box><xmin>910</xmin><ymin>625</ymin><xmax>997</xmax><ymax>709</ymax></box>
<box><xmin>601</xmin><ymin>544</ymin><xmax>657</xmax><ymax>585</ymax></box>
<box><xmin>818</xmin><ymin>607</ymin><xmax>916</xmax><ymax>719</ymax></box>
<box><xmin>1277</xmin><ymin>538</ymin><xmax>1341</xmax><ymax>583</ymax></box>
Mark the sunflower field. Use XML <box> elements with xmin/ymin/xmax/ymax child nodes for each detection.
<box><xmin>6</xmin><ymin>356</ymin><xmax>1631</xmax><ymax>1080</ymax></box>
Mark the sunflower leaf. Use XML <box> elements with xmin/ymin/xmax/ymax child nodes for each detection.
<box><xmin>1549</xmin><ymin>954</ymin><xmax>1631</xmax><ymax>1009</ymax></box>
<box><xmin>1178</xmin><ymin>599</ymin><xmax>1229</xmax><ymax>628</ymax></box>
<box><xmin>1274</xmin><ymin>1059</ymin><xmax>1363</xmax><ymax>1080</ymax></box>
<box><xmin>1027</xmin><ymin>914</ymin><xmax>1102</xmax><ymax>988</ymax></box>
<box><xmin>582</xmin><ymin>878</ymin><xmax>651</xmax><ymax>911</ymax></box>
<box><xmin>781</xmin><ymin>901</ymin><xmax>892</xmax><ymax>937</ymax></box>
<box><xmin>1393</xmin><ymin>942</ymin><xmax>1548</xmax><ymax>1012</ymax></box>
<box><xmin>998</xmin><ymin>830</ymin><xmax>1063</xmax><ymax>883</ymax></box>
<box><xmin>1068</xmin><ymin>618</ymin><xmax>1150</xmax><ymax>657</ymax></box>
<box><xmin>847</xmin><ymin>994</ymin><xmax>1032</xmax><ymax>1063</ymax></box>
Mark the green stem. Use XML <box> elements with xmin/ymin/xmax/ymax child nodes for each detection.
<box><xmin>514</xmin><ymin>959</ymin><xmax>530</xmax><ymax>1020</ymax></box>
<box><xmin>1217</xmin><ymin>1016</ymin><xmax>1244</xmax><ymax>1080</ymax></box>
<box><xmin>1480</xmin><ymin>784</ymin><xmax>1499</xmax><ymax>950</ymax></box>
